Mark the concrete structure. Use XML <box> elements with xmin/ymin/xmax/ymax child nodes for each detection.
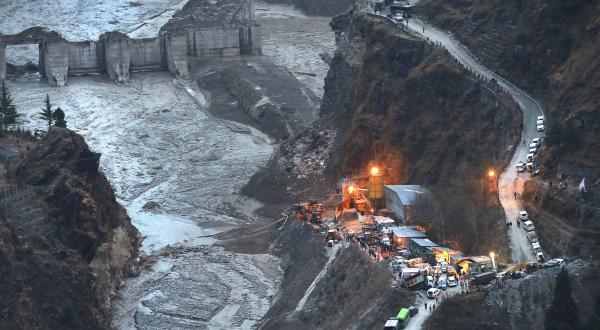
<box><xmin>386</xmin><ymin>226</ymin><xmax>427</xmax><ymax>247</ymax></box>
<box><xmin>384</xmin><ymin>185</ymin><xmax>432</xmax><ymax>223</ymax></box>
<box><xmin>409</xmin><ymin>238</ymin><xmax>439</xmax><ymax>257</ymax></box>
<box><xmin>0</xmin><ymin>0</ymin><xmax>261</xmax><ymax>85</ymax></box>
<box><xmin>0</xmin><ymin>33</ymin><xmax>5</xmax><ymax>82</ymax></box>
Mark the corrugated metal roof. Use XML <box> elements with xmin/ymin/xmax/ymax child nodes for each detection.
<box><xmin>411</xmin><ymin>238</ymin><xmax>439</xmax><ymax>247</ymax></box>
<box><xmin>387</xmin><ymin>226</ymin><xmax>427</xmax><ymax>238</ymax></box>
<box><xmin>385</xmin><ymin>185</ymin><xmax>429</xmax><ymax>205</ymax></box>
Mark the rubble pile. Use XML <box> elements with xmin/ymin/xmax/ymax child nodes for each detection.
<box><xmin>275</xmin><ymin>128</ymin><xmax>337</xmax><ymax>179</ymax></box>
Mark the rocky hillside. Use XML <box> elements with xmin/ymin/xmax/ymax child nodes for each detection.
<box><xmin>0</xmin><ymin>128</ymin><xmax>139</xmax><ymax>329</ymax></box>
<box><xmin>417</xmin><ymin>0</ymin><xmax>600</xmax><ymax>266</ymax></box>
<box><xmin>418</xmin><ymin>0</ymin><xmax>600</xmax><ymax>187</ymax></box>
<box><xmin>424</xmin><ymin>261</ymin><xmax>600</xmax><ymax>330</ymax></box>
<box><xmin>248</xmin><ymin>11</ymin><xmax>521</xmax><ymax>257</ymax></box>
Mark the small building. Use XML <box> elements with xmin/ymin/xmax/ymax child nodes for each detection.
<box><xmin>386</xmin><ymin>226</ymin><xmax>427</xmax><ymax>248</ymax></box>
<box><xmin>409</xmin><ymin>238</ymin><xmax>439</xmax><ymax>258</ymax></box>
<box><xmin>455</xmin><ymin>256</ymin><xmax>493</xmax><ymax>275</ymax></box>
<box><xmin>384</xmin><ymin>185</ymin><xmax>432</xmax><ymax>224</ymax></box>
<box><xmin>427</xmin><ymin>246</ymin><xmax>463</xmax><ymax>264</ymax></box>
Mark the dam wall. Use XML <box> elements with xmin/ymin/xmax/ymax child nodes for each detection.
<box><xmin>0</xmin><ymin>0</ymin><xmax>262</xmax><ymax>85</ymax></box>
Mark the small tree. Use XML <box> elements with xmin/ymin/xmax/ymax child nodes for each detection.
<box><xmin>39</xmin><ymin>94</ymin><xmax>54</xmax><ymax>130</ymax></box>
<box><xmin>53</xmin><ymin>107</ymin><xmax>67</xmax><ymax>128</ymax></box>
<box><xmin>0</xmin><ymin>82</ymin><xmax>20</xmax><ymax>132</ymax></box>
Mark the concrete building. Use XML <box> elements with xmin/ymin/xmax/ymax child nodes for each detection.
<box><xmin>384</xmin><ymin>185</ymin><xmax>432</xmax><ymax>223</ymax></box>
<box><xmin>408</xmin><ymin>238</ymin><xmax>439</xmax><ymax>257</ymax></box>
<box><xmin>386</xmin><ymin>226</ymin><xmax>426</xmax><ymax>248</ymax></box>
<box><xmin>0</xmin><ymin>0</ymin><xmax>260</xmax><ymax>85</ymax></box>
<box><xmin>455</xmin><ymin>256</ymin><xmax>493</xmax><ymax>275</ymax></box>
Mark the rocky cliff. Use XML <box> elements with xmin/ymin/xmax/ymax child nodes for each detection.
<box><xmin>248</xmin><ymin>11</ymin><xmax>521</xmax><ymax>256</ymax></box>
<box><xmin>0</xmin><ymin>128</ymin><xmax>139</xmax><ymax>329</ymax></box>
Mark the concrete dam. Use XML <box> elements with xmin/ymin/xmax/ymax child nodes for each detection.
<box><xmin>0</xmin><ymin>0</ymin><xmax>260</xmax><ymax>86</ymax></box>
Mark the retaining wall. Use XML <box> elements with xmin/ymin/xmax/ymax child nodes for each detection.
<box><xmin>0</xmin><ymin>34</ymin><xmax>5</xmax><ymax>82</ymax></box>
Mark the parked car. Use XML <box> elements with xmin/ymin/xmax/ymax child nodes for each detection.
<box><xmin>529</xmin><ymin>143</ymin><xmax>539</xmax><ymax>150</ymax></box>
<box><xmin>544</xmin><ymin>258</ymin><xmax>566</xmax><ymax>268</ymax></box>
<box><xmin>527</xmin><ymin>153</ymin><xmax>537</xmax><ymax>162</ymax></box>
<box><xmin>437</xmin><ymin>277</ymin><xmax>448</xmax><ymax>290</ymax></box>
<box><xmin>529</xmin><ymin>148</ymin><xmax>538</xmax><ymax>155</ymax></box>
<box><xmin>526</xmin><ymin>162</ymin><xmax>535</xmax><ymax>171</ymax></box>
<box><xmin>427</xmin><ymin>288</ymin><xmax>441</xmax><ymax>299</ymax></box>
<box><xmin>523</xmin><ymin>220</ymin><xmax>535</xmax><ymax>231</ymax></box>
<box><xmin>537</xmin><ymin>252</ymin><xmax>545</xmax><ymax>263</ymax></box>
<box><xmin>537</xmin><ymin>124</ymin><xmax>545</xmax><ymax>132</ymax></box>
<box><xmin>537</xmin><ymin>115</ymin><xmax>545</xmax><ymax>121</ymax></box>
<box><xmin>532</xmin><ymin>137</ymin><xmax>541</xmax><ymax>145</ymax></box>
<box><xmin>448</xmin><ymin>276</ymin><xmax>458</xmax><ymax>287</ymax></box>
<box><xmin>426</xmin><ymin>275</ymin><xmax>435</xmax><ymax>288</ymax></box>
<box><xmin>532</xmin><ymin>242</ymin><xmax>542</xmax><ymax>253</ymax></box>
<box><xmin>408</xmin><ymin>306</ymin><xmax>419</xmax><ymax>316</ymax></box>
<box><xmin>440</xmin><ymin>261</ymin><xmax>448</xmax><ymax>273</ymax></box>
<box><xmin>527</xmin><ymin>231</ymin><xmax>539</xmax><ymax>243</ymax></box>
<box><xmin>518</xmin><ymin>210</ymin><xmax>529</xmax><ymax>221</ymax></box>
<box><xmin>536</xmin><ymin>119</ymin><xmax>544</xmax><ymax>125</ymax></box>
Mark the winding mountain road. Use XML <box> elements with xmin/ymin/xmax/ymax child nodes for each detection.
<box><xmin>398</xmin><ymin>17</ymin><xmax>544</xmax><ymax>263</ymax></box>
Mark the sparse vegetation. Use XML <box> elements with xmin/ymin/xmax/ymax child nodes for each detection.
<box><xmin>39</xmin><ymin>94</ymin><xmax>54</xmax><ymax>130</ymax></box>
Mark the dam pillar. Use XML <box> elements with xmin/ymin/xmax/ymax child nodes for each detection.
<box><xmin>165</xmin><ymin>33</ymin><xmax>188</xmax><ymax>78</ymax></box>
<box><xmin>0</xmin><ymin>34</ymin><xmax>5</xmax><ymax>82</ymax></box>
<box><xmin>41</xmin><ymin>41</ymin><xmax>69</xmax><ymax>87</ymax></box>
<box><xmin>102</xmin><ymin>32</ymin><xmax>131</xmax><ymax>83</ymax></box>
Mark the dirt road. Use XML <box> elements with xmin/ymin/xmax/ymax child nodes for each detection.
<box><xmin>402</xmin><ymin>17</ymin><xmax>543</xmax><ymax>263</ymax></box>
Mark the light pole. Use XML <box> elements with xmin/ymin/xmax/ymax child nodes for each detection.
<box><xmin>489</xmin><ymin>252</ymin><xmax>496</xmax><ymax>271</ymax></box>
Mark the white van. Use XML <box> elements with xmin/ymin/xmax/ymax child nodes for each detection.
<box><xmin>529</xmin><ymin>143</ymin><xmax>539</xmax><ymax>150</ymax></box>
<box><xmin>527</xmin><ymin>153</ymin><xmax>536</xmax><ymax>162</ymax></box>
<box><xmin>529</xmin><ymin>148</ymin><xmax>538</xmax><ymax>154</ymax></box>
<box><xmin>527</xmin><ymin>231</ymin><xmax>538</xmax><ymax>243</ymax></box>
<box><xmin>537</xmin><ymin>116</ymin><xmax>545</xmax><ymax>121</ymax></box>
<box><xmin>518</xmin><ymin>211</ymin><xmax>529</xmax><ymax>221</ymax></box>
<box><xmin>532</xmin><ymin>138</ymin><xmax>541</xmax><ymax>145</ymax></box>
<box><xmin>523</xmin><ymin>220</ymin><xmax>535</xmax><ymax>231</ymax></box>
<box><xmin>532</xmin><ymin>242</ymin><xmax>541</xmax><ymax>253</ymax></box>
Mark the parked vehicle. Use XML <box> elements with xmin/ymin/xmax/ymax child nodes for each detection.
<box><xmin>427</xmin><ymin>288</ymin><xmax>441</xmax><ymax>299</ymax></box>
<box><xmin>529</xmin><ymin>143</ymin><xmax>539</xmax><ymax>150</ymax></box>
<box><xmin>544</xmin><ymin>258</ymin><xmax>566</xmax><ymax>268</ymax></box>
<box><xmin>536</xmin><ymin>119</ymin><xmax>544</xmax><ymax>125</ymax></box>
<box><xmin>523</xmin><ymin>220</ymin><xmax>535</xmax><ymax>231</ymax></box>
<box><xmin>532</xmin><ymin>138</ymin><xmax>541</xmax><ymax>145</ymax></box>
<box><xmin>532</xmin><ymin>242</ymin><xmax>542</xmax><ymax>253</ymax></box>
<box><xmin>408</xmin><ymin>306</ymin><xmax>419</xmax><ymax>317</ymax></box>
<box><xmin>527</xmin><ymin>231</ymin><xmax>539</xmax><ymax>243</ymax></box>
<box><xmin>437</xmin><ymin>277</ymin><xmax>448</xmax><ymax>290</ymax></box>
<box><xmin>396</xmin><ymin>308</ymin><xmax>411</xmax><ymax>328</ymax></box>
<box><xmin>537</xmin><ymin>252</ymin><xmax>545</xmax><ymax>263</ymax></box>
<box><xmin>384</xmin><ymin>318</ymin><xmax>400</xmax><ymax>330</ymax></box>
<box><xmin>537</xmin><ymin>116</ymin><xmax>545</xmax><ymax>121</ymax></box>
<box><xmin>518</xmin><ymin>211</ymin><xmax>529</xmax><ymax>221</ymax></box>
<box><xmin>526</xmin><ymin>162</ymin><xmax>535</xmax><ymax>171</ymax></box>
<box><xmin>529</xmin><ymin>148</ymin><xmax>538</xmax><ymax>154</ymax></box>
<box><xmin>537</xmin><ymin>124</ymin><xmax>545</xmax><ymax>132</ymax></box>
<box><xmin>426</xmin><ymin>275</ymin><xmax>435</xmax><ymax>288</ymax></box>
<box><xmin>448</xmin><ymin>276</ymin><xmax>458</xmax><ymax>287</ymax></box>
<box><xmin>527</xmin><ymin>153</ymin><xmax>536</xmax><ymax>162</ymax></box>
<box><xmin>440</xmin><ymin>261</ymin><xmax>448</xmax><ymax>273</ymax></box>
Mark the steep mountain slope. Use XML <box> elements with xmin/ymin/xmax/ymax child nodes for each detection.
<box><xmin>0</xmin><ymin>128</ymin><xmax>139</xmax><ymax>329</ymax></box>
<box><xmin>418</xmin><ymin>0</ymin><xmax>600</xmax><ymax>184</ymax></box>
<box><xmin>249</xmin><ymin>11</ymin><xmax>521</xmax><ymax>257</ymax></box>
<box><xmin>418</xmin><ymin>0</ymin><xmax>600</xmax><ymax>264</ymax></box>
